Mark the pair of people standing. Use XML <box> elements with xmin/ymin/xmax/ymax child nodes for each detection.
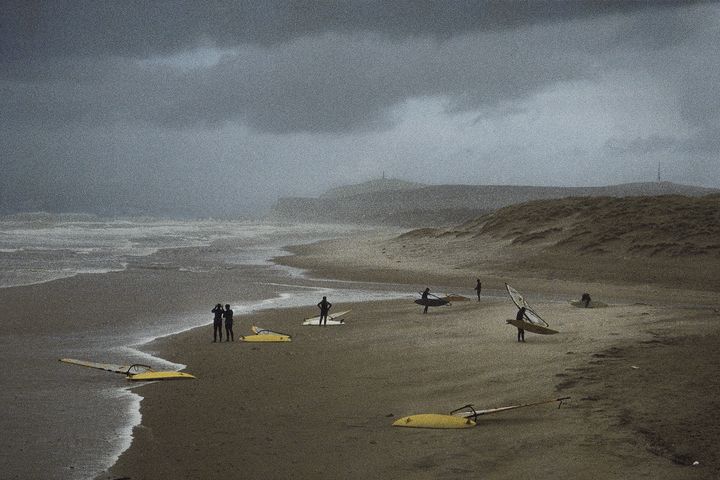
<box><xmin>211</xmin><ymin>303</ymin><xmax>234</xmax><ymax>342</ymax></box>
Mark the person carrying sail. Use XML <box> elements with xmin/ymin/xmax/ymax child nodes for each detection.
<box><xmin>516</xmin><ymin>307</ymin><xmax>526</xmax><ymax>342</ymax></box>
<box><xmin>212</xmin><ymin>303</ymin><xmax>224</xmax><ymax>342</ymax></box>
<box><xmin>317</xmin><ymin>296</ymin><xmax>332</xmax><ymax>326</ymax></box>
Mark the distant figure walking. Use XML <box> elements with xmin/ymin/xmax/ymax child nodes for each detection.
<box><xmin>474</xmin><ymin>279</ymin><xmax>482</xmax><ymax>302</ymax></box>
<box><xmin>212</xmin><ymin>303</ymin><xmax>224</xmax><ymax>342</ymax></box>
<box><xmin>223</xmin><ymin>304</ymin><xmax>234</xmax><ymax>341</ymax></box>
<box><xmin>581</xmin><ymin>293</ymin><xmax>592</xmax><ymax>308</ymax></box>
<box><xmin>421</xmin><ymin>287</ymin><xmax>431</xmax><ymax>314</ymax></box>
<box><xmin>317</xmin><ymin>296</ymin><xmax>332</xmax><ymax>326</ymax></box>
<box><xmin>516</xmin><ymin>307</ymin><xmax>526</xmax><ymax>343</ymax></box>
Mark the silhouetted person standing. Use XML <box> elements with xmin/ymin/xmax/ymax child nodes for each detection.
<box><xmin>317</xmin><ymin>296</ymin><xmax>332</xmax><ymax>326</ymax></box>
<box><xmin>212</xmin><ymin>303</ymin><xmax>224</xmax><ymax>342</ymax></box>
<box><xmin>516</xmin><ymin>307</ymin><xmax>526</xmax><ymax>343</ymax></box>
<box><xmin>474</xmin><ymin>279</ymin><xmax>482</xmax><ymax>302</ymax></box>
<box><xmin>421</xmin><ymin>287</ymin><xmax>430</xmax><ymax>314</ymax></box>
<box><xmin>223</xmin><ymin>304</ymin><xmax>234</xmax><ymax>341</ymax></box>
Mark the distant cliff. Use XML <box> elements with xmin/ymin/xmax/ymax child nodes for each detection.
<box><xmin>269</xmin><ymin>180</ymin><xmax>719</xmax><ymax>227</ymax></box>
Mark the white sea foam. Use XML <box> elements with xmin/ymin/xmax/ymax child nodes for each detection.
<box><xmin>0</xmin><ymin>216</ymin><xmax>367</xmax><ymax>288</ymax></box>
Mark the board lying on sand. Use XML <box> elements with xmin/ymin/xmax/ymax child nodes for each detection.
<box><xmin>59</xmin><ymin>358</ymin><xmax>196</xmax><ymax>381</ymax></box>
<box><xmin>505</xmin><ymin>319</ymin><xmax>558</xmax><ymax>335</ymax></box>
<box><xmin>241</xmin><ymin>334</ymin><xmax>291</xmax><ymax>342</ymax></box>
<box><xmin>242</xmin><ymin>326</ymin><xmax>291</xmax><ymax>342</ymax></box>
<box><xmin>570</xmin><ymin>300</ymin><xmax>608</xmax><ymax>308</ymax></box>
<box><xmin>126</xmin><ymin>371</ymin><xmax>197</xmax><ymax>381</ymax></box>
<box><xmin>393</xmin><ymin>396</ymin><xmax>570</xmax><ymax>429</ymax></box>
<box><xmin>443</xmin><ymin>293</ymin><xmax>470</xmax><ymax>302</ymax></box>
<box><xmin>302</xmin><ymin>310</ymin><xmax>351</xmax><ymax>326</ymax></box>
<box><xmin>392</xmin><ymin>414</ymin><xmax>476</xmax><ymax>429</ymax></box>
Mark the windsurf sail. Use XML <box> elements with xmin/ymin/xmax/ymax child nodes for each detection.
<box><xmin>60</xmin><ymin>358</ymin><xmax>195</xmax><ymax>380</ymax></box>
<box><xmin>59</xmin><ymin>358</ymin><xmax>151</xmax><ymax>375</ymax></box>
<box><xmin>505</xmin><ymin>283</ymin><xmax>549</xmax><ymax>327</ymax></box>
<box><xmin>450</xmin><ymin>396</ymin><xmax>570</xmax><ymax>420</ymax></box>
<box><xmin>251</xmin><ymin>325</ymin><xmax>291</xmax><ymax>337</ymax></box>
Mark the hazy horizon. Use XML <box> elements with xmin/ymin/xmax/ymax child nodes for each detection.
<box><xmin>2</xmin><ymin>1</ymin><xmax>719</xmax><ymax>217</ymax></box>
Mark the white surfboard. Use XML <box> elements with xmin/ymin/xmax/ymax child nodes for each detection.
<box><xmin>302</xmin><ymin>309</ymin><xmax>351</xmax><ymax>326</ymax></box>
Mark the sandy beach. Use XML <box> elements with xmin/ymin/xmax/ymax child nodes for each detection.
<box><xmin>102</xmin><ymin>210</ymin><xmax>720</xmax><ymax>479</ymax></box>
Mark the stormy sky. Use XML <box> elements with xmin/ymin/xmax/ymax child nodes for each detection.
<box><xmin>1</xmin><ymin>1</ymin><xmax>719</xmax><ymax>217</ymax></box>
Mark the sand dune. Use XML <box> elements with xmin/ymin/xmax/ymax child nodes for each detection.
<box><xmin>279</xmin><ymin>195</ymin><xmax>720</xmax><ymax>299</ymax></box>
<box><xmin>270</xmin><ymin>181</ymin><xmax>719</xmax><ymax>227</ymax></box>
<box><xmin>393</xmin><ymin>195</ymin><xmax>720</xmax><ymax>292</ymax></box>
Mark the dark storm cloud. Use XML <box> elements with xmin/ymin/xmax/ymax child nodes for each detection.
<box><xmin>1</xmin><ymin>0</ymin><xmax>707</xmax><ymax>62</ymax></box>
<box><xmin>2</xmin><ymin>1</ymin><xmax>720</xmax><ymax>216</ymax></box>
<box><xmin>1</xmin><ymin>1</ymin><xmax>714</xmax><ymax>135</ymax></box>
<box><xmin>603</xmin><ymin>134</ymin><xmax>679</xmax><ymax>156</ymax></box>
<box><xmin>1</xmin><ymin>27</ymin><xmax>595</xmax><ymax>133</ymax></box>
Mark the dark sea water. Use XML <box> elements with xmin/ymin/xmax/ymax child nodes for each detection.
<box><xmin>0</xmin><ymin>215</ymin><xmax>408</xmax><ymax>480</ymax></box>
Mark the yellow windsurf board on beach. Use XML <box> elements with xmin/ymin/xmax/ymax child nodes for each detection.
<box><xmin>128</xmin><ymin>371</ymin><xmax>196</xmax><ymax>381</ymax></box>
<box><xmin>393</xmin><ymin>414</ymin><xmax>476</xmax><ymax>429</ymax></box>
<box><xmin>241</xmin><ymin>334</ymin><xmax>291</xmax><ymax>342</ymax></box>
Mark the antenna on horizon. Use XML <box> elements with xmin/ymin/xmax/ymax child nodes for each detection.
<box><xmin>657</xmin><ymin>161</ymin><xmax>661</xmax><ymax>183</ymax></box>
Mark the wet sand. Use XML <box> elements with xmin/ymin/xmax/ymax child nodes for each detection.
<box><xmin>103</xmin><ymin>232</ymin><xmax>720</xmax><ymax>479</ymax></box>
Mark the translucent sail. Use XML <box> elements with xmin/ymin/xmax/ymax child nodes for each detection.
<box><xmin>505</xmin><ymin>283</ymin><xmax>549</xmax><ymax>327</ymax></box>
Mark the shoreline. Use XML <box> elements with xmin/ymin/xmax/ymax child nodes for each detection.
<box><xmin>1</xmin><ymin>223</ymin><xmax>404</xmax><ymax>480</ymax></box>
<box><xmin>104</xmin><ymin>232</ymin><xmax>720</xmax><ymax>479</ymax></box>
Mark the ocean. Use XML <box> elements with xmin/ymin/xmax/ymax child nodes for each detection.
<box><xmin>0</xmin><ymin>215</ymin><xmax>407</xmax><ymax>479</ymax></box>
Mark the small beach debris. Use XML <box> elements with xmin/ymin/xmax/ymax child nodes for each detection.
<box><xmin>692</xmin><ymin>461</ymin><xmax>700</xmax><ymax>466</ymax></box>
<box><xmin>631</xmin><ymin>366</ymin><xmax>640</xmax><ymax>369</ymax></box>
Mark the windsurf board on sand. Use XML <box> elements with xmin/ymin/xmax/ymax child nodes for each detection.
<box><xmin>59</xmin><ymin>358</ymin><xmax>196</xmax><ymax>380</ymax></box>
<box><xmin>241</xmin><ymin>326</ymin><xmax>292</xmax><ymax>342</ymax></box>
<box><xmin>443</xmin><ymin>293</ymin><xmax>470</xmax><ymax>302</ymax></box>
<box><xmin>393</xmin><ymin>396</ymin><xmax>570</xmax><ymax>429</ymax></box>
<box><xmin>302</xmin><ymin>309</ymin><xmax>351</xmax><ymax>326</ymax></box>
<box><xmin>570</xmin><ymin>300</ymin><xmax>608</xmax><ymax>308</ymax></box>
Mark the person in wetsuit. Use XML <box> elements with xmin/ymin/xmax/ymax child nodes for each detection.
<box><xmin>421</xmin><ymin>287</ymin><xmax>431</xmax><ymax>314</ymax></box>
<box><xmin>223</xmin><ymin>304</ymin><xmax>234</xmax><ymax>341</ymax></box>
<box><xmin>212</xmin><ymin>303</ymin><xmax>224</xmax><ymax>342</ymax></box>
<box><xmin>474</xmin><ymin>279</ymin><xmax>482</xmax><ymax>302</ymax></box>
<box><xmin>317</xmin><ymin>296</ymin><xmax>332</xmax><ymax>326</ymax></box>
<box><xmin>581</xmin><ymin>293</ymin><xmax>591</xmax><ymax>308</ymax></box>
<box><xmin>516</xmin><ymin>306</ymin><xmax>526</xmax><ymax>343</ymax></box>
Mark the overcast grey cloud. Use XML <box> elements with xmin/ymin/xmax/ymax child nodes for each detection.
<box><xmin>1</xmin><ymin>1</ymin><xmax>719</xmax><ymax>216</ymax></box>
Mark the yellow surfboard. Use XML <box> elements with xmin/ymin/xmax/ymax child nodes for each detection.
<box><xmin>392</xmin><ymin>414</ymin><xmax>476</xmax><ymax>429</ymax></box>
<box><xmin>128</xmin><ymin>371</ymin><xmax>196</xmax><ymax>381</ymax></box>
<box><xmin>241</xmin><ymin>334</ymin><xmax>291</xmax><ymax>342</ymax></box>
